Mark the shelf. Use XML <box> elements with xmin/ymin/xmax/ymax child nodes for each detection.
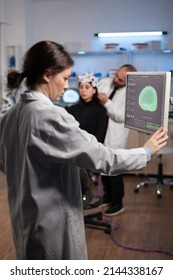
<box><xmin>129</xmin><ymin>49</ymin><xmax>173</xmax><ymax>55</ymax></box>
<box><xmin>69</xmin><ymin>47</ymin><xmax>173</xmax><ymax>79</ymax></box>
<box><xmin>69</xmin><ymin>50</ymin><xmax>127</xmax><ymax>56</ymax></box>
<box><xmin>69</xmin><ymin>49</ymin><xmax>173</xmax><ymax>56</ymax></box>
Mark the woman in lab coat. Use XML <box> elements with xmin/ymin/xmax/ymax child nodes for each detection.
<box><xmin>0</xmin><ymin>41</ymin><xmax>168</xmax><ymax>260</ymax></box>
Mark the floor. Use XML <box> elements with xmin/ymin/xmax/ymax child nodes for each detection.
<box><xmin>0</xmin><ymin>171</ymin><xmax>173</xmax><ymax>260</ymax></box>
<box><xmin>85</xmin><ymin>174</ymin><xmax>173</xmax><ymax>260</ymax></box>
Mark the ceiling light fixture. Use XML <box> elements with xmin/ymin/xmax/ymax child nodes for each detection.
<box><xmin>94</xmin><ymin>31</ymin><xmax>167</xmax><ymax>38</ymax></box>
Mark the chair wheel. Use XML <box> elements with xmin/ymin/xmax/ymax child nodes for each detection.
<box><xmin>134</xmin><ymin>188</ymin><xmax>139</xmax><ymax>193</ymax></box>
<box><xmin>157</xmin><ymin>185</ymin><xmax>162</xmax><ymax>198</ymax></box>
<box><xmin>157</xmin><ymin>191</ymin><xmax>162</xmax><ymax>198</ymax></box>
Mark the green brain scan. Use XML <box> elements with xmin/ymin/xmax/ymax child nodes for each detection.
<box><xmin>139</xmin><ymin>86</ymin><xmax>157</xmax><ymax>112</ymax></box>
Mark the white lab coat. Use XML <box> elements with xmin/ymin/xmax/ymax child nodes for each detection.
<box><xmin>0</xmin><ymin>90</ymin><xmax>147</xmax><ymax>260</ymax></box>
<box><xmin>98</xmin><ymin>77</ymin><xmax>129</xmax><ymax>149</ymax></box>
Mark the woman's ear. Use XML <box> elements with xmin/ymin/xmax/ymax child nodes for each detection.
<box><xmin>43</xmin><ymin>71</ymin><xmax>51</xmax><ymax>83</ymax></box>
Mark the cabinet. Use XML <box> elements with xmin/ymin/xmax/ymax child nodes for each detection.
<box><xmin>5</xmin><ymin>45</ymin><xmax>23</xmax><ymax>71</ymax></box>
<box><xmin>0</xmin><ymin>44</ymin><xmax>23</xmax><ymax>100</ymax></box>
<box><xmin>1</xmin><ymin>22</ymin><xmax>23</xmax><ymax>99</ymax></box>
<box><xmin>126</xmin><ymin>119</ymin><xmax>173</xmax><ymax>176</ymax></box>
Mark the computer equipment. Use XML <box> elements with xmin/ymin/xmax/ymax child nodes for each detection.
<box><xmin>124</xmin><ymin>72</ymin><xmax>171</xmax><ymax>134</ymax></box>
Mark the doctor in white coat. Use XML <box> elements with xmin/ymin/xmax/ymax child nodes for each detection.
<box><xmin>98</xmin><ymin>64</ymin><xmax>137</xmax><ymax>216</ymax></box>
<box><xmin>0</xmin><ymin>42</ymin><xmax>168</xmax><ymax>260</ymax></box>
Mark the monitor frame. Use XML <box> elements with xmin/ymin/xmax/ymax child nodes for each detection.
<box><xmin>124</xmin><ymin>71</ymin><xmax>171</xmax><ymax>134</ymax></box>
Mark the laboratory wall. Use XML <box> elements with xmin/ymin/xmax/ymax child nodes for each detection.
<box><xmin>0</xmin><ymin>0</ymin><xmax>173</xmax><ymax>79</ymax></box>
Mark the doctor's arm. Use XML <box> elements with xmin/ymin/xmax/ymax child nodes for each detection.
<box><xmin>98</xmin><ymin>92</ymin><xmax>125</xmax><ymax>123</ymax></box>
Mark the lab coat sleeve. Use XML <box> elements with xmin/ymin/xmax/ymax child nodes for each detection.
<box><xmin>31</xmin><ymin>107</ymin><xmax>147</xmax><ymax>175</ymax></box>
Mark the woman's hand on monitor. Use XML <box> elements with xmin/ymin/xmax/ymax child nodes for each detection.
<box><xmin>144</xmin><ymin>127</ymin><xmax>168</xmax><ymax>157</ymax></box>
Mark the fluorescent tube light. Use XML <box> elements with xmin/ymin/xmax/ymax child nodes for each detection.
<box><xmin>94</xmin><ymin>31</ymin><xmax>167</xmax><ymax>37</ymax></box>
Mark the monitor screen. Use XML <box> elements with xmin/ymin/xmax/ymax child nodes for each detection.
<box><xmin>124</xmin><ymin>72</ymin><xmax>171</xmax><ymax>134</ymax></box>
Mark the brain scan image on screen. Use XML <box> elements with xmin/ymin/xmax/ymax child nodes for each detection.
<box><xmin>139</xmin><ymin>86</ymin><xmax>158</xmax><ymax>112</ymax></box>
<box><xmin>125</xmin><ymin>72</ymin><xmax>171</xmax><ymax>134</ymax></box>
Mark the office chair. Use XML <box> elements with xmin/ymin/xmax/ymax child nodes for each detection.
<box><xmin>83</xmin><ymin>173</ymin><xmax>112</xmax><ymax>234</ymax></box>
<box><xmin>134</xmin><ymin>146</ymin><xmax>173</xmax><ymax>197</ymax></box>
<box><xmin>84</xmin><ymin>211</ymin><xmax>111</xmax><ymax>234</ymax></box>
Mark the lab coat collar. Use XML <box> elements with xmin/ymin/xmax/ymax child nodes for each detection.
<box><xmin>20</xmin><ymin>90</ymin><xmax>53</xmax><ymax>105</ymax></box>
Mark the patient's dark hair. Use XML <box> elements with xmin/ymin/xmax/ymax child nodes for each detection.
<box><xmin>7</xmin><ymin>40</ymin><xmax>74</xmax><ymax>90</ymax></box>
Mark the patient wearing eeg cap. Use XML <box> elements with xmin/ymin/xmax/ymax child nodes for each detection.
<box><xmin>67</xmin><ymin>72</ymin><xmax>108</xmax><ymax>208</ymax></box>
